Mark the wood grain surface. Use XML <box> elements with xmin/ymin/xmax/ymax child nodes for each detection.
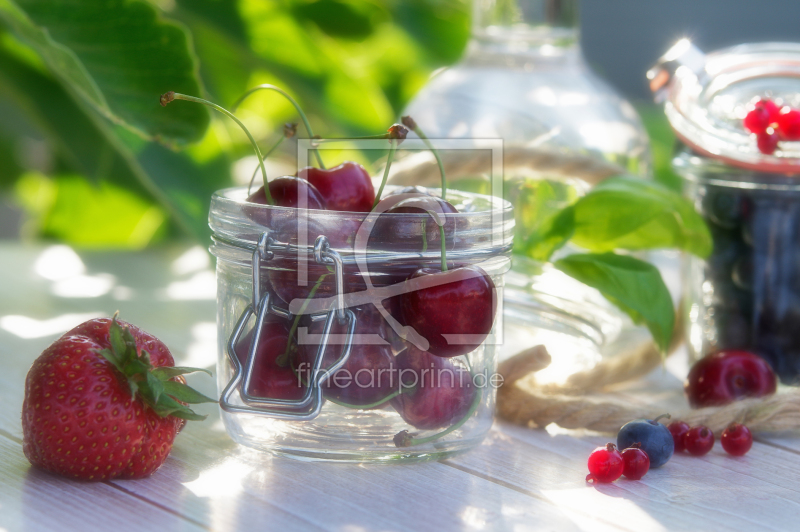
<box><xmin>1</xmin><ymin>244</ymin><xmax>798</xmax><ymax>532</ymax></box>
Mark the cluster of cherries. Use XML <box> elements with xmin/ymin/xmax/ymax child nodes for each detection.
<box><xmin>668</xmin><ymin>420</ymin><xmax>753</xmax><ymax>457</ymax></box>
<box><xmin>161</xmin><ymin>88</ymin><xmax>496</xmax><ymax>444</ymax></box>
<box><xmin>587</xmin><ymin>418</ymin><xmax>754</xmax><ymax>484</ymax></box>
<box><xmin>743</xmin><ymin>97</ymin><xmax>800</xmax><ymax>154</ymax></box>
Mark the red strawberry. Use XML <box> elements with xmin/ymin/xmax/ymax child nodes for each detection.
<box><xmin>22</xmin><ymin>317</ymin><xmax>214</xmax><ymax>481</ymax></box>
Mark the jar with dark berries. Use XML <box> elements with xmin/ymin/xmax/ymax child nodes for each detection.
<box><xmin>651</xmin><ymin>40</ymin><xmax>800</xmax><ymax>384</ymax></box>
<box><xmin>210</xmin><ymin>185</ymin><xmax>513</xmax><ymax>461</ymax></box>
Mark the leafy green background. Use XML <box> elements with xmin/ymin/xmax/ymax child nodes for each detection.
<box><xmin>0</xmin><ymin>0</ymin><xmax>471</xmax><ymax>247</ymax></box>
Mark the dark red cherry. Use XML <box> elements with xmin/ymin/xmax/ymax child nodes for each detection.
<box><xmin>744</xmin><ymin>99</ymin><xmax>780</xmax><ymax>134</ymax></box>
<box><xmin>247</xmin><ymin>176</ymin><xmax>326</xmax><ymax>210</ymax></box>
<box><xmin>299</xmin><ymin>161</ymin><xmax>375</xmax><ymax>212</ymax></box>
<box><xmin>297</xmin><ymin>306</ymin><xmax>395</xmax><ymax>408</ymax></box>
<box><xmin>586</xmin><ymin>443</ymin><xmax>624</xmax><ymax>483</ymax></box>
<box><xmin>777</xmin><ymin>108</ymin><xmax>800</xmax><ymax>140</ymax></box>
<box><xmin>233</xmin><ymin>320</ymin><xmax>305</xmax><ymax>400</ymax></box>
<box><xmin>683</xmin><ymin>426</ymin><xmax>714</xmax><ymax>456</ymax></box>
<box><xmin>369</xmin><ymin>196</ymin><xmax>458</xmax><ymax>252</ymax></box>
<box><xmin>667</xmin><ymin>420</ymin><xmax>690</xmax><ymax>453</ymax></box>
<box><xmin>757</xmin><ymin>130</ymin><xmax>780</xmax><ymax>155</ymax></box>
<box><xmin>720</xmin><ymin>422</ymin><xmax>753</xmax><ymax>456</ymax></box>
<box><xmin>685</xmin><ymin>350</ymin><xmax>776</xmax><ymax>408</ymax></box>
<box><xmin>399</xmin><ymin>266</ymin><xmax>496</xmax><ymax>358</ymax></box>
<box><xmin>390</xmin><ymin>347</ymin><xmax>474</xmax><ymax>430</ymax></box>
<box><xmin>621</xmin><ymin>445</ymin><xmax>650</xmax><ymax>480</ymax></box>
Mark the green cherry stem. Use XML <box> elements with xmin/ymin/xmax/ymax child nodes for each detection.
<box><xmin>161</xmin><ymin>91</ymin><xmax>274</xmax><ymax>205</ymax></box>
<box><xmin>231</xmin><ymin>84</ymin><xmax>326</xmax><ymax>169</ymax></box>
<box><xmin>440</xmin><ymin>225</ymin><xmax>448</xmax><ymax>272</ymax></box>
<box><xmin>276</xmin><ymin>271</ymin><xmax>330</xmax><ymax>367</ymax></box>
<box><xmin>372</xmin><ymin>138</ymin><xmax>397</xmax><ymax>209</ymax></box>
<box><xmin>402</xmin><ymin>116</ymin><xmax>446</xmax><ymax>201</ymax></box>
<box><xmin>247</xmin><ymin>134</ymin><xmax>285</xmax><ymax>196</ymax></box>
<box><xmin>314</xmin><ymin>133</ymin><xmax>392</xmax><ymax>143</ymax></box>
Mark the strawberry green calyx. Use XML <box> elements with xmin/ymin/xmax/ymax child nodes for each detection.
<box><xmin>96</xmin><ymin>318</ymin><xmax>215</xmax><ymax>421</ymax></box>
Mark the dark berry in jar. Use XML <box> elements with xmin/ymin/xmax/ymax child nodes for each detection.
<box><xmin>684</xmin><ymin>350</ymin><xmax>776</xmax><ymax>408</ymax></box>
<box><xmin>234</xmin><ymin>320</ymin><xmax>305</xmax><ymax>400</ymax></box>
<box><xmin>299</xmin><ymin>162</ymin><xmax>375</xmax><ymax>212</ymax></box>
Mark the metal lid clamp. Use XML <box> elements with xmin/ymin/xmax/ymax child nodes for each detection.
<box><xmin>219</xmin><ymin>232</ymin><xmax>357</xmax><ymax>420</ymax></box>
<box><xmin>647</xmin><ymin>38</ymin><xmax>708</xmax><ymax>103</ymax></box>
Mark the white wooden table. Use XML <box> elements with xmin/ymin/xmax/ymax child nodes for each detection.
<box><xmin>1</xmin><ymin>243</ymin><xmax>799</xmax><ymax>532</ymax></box>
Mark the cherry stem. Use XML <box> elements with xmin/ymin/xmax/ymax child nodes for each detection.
<box><xmin>276</xmin><ymin>271</ymin><xmax>330</xmax><ymax>367</ymax></box>
<box><xmin>402</xmin><ymin>116</ymin><xmax>446</xmax><ymax>201</ymax></box>
<box><xmin>653</xmin><ymin>413</ymin><xmax>671</xmax><ymax>424</ymax></box>
<box><xmin>440</xmin><ymin>225</ymin><xmax>447</xmax><ymax>272</ymax></box>
<box><xmin>162</xmin><ymin>92</ymin><xmax>274</xmax><ymax>205</ymax></box>
<box><xmin>231</xmin><ymin>84</ymin><xmax>326</xmax><ymax>169</ymax></box>
<box><xmin>314</xmin><ymin>133</ymin><xmax>391</xmax><ymax>142</ymax></box>
<box><xmin>372</xmin><ymin>139</ymin><xmax>397</xmax><ymax>208</ymax></box>
<box><xmin>247</xmin><ymin>134</ymin><xmax>286</xmax><ymax>196</ymax></box>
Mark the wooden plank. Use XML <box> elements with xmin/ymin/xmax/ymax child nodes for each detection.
<box><xmin>0</xmin><ymin>436</ymin><xmax>207</xmax><ymax>532</ymax></box>
<box><xmin>446</xmin><ymin>422</ymin><xmax>800</xmax><ymax>532</ymax></box>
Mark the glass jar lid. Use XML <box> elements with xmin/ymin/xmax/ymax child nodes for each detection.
<box><xmin>649</xmin><ymin>40</ymin><xmax>800</xmax><ymax>174</ymax></box>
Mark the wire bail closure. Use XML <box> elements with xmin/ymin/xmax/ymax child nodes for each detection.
<box><xmin>220</xmin><ymin>231</ymin><xmax>356</xmax><ymax>420</ymax></box>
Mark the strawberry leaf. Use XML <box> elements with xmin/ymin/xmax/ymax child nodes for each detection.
<box><xmin>152</xmin><ymin>366</ymin><xmax>213</xmax><ymax>380</ymax></box>
<box><xmin>162</xmin><ymin>381</ymin><xmax>216</xmax><ymax>404</ymax></box>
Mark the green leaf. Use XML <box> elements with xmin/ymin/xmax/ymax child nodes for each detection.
<box><xmin>554</xmin><ymin>253</ymin><xmax>675</xmax><ymax>353</ymax></box>
<box><xmin>153</xmin><ymin>392</ymin><xmax>207</xmax><ymax>421</ymax></box>
<box><xmin>0</xmin><ymin>0</ymin><xmax>209</xmax><ymax>143</ymax></box>
<box><xmin>152</xmin><ymin>366</ymin><xmax>213</xmax><ymax>380</ymax></box>
<box><xmin>520</xmin><ymin>206</ymin><xmax>575</xmax><ymax>262</ymax></box>
<box><xmin>108</xmin><ymin>318</ymin><xmax>127</xmax><ymax>358</ymax></box>
<box><xmin>569</xmin><ymin>177</ymin><xmax>712</xmax><ymax>258</ymax></box>
<box><xmin>162</xmin><ymin>380</ymin><xmax>216</xmax><ymax>404</ymax></box>
<box><xmin>146</xmin><ymin>371</ymin><xmax>164</xmax><ymax>404</ymax></box>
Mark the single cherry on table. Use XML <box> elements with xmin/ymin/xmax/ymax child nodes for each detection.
<box><xmin>586</xmin><ymin>443</ymin><xmax>624</xmax><ymax>483</ymax></box>
<box><xmin>684</xmin><ymin>426</ymin><xmax>715</xmax><ymax>456</ymax></box>
<box><xmin>685</xmin><ymin>350</ymin><xmax>776</xmax><ymax>408</ymax></box>
<box><xmin>720</xmin><ymin>422</ymin><xmax>753</xmax><ymax>456</ymax></box>
<box><xmin>621</xmin><ymin>444</ymin><xmax>650</xmax><ymax>480</ymax></box>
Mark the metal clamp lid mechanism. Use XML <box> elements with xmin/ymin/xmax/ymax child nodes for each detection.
<box><xmin>220</xmin><ymin>232</ymin><xmax>357</xmax><ymax>420</ymax></box>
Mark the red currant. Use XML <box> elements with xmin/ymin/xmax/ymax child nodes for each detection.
<box><xmin>720</xmin><ymin>422</ymin><xmax>753</xmax><ymax>456</ymax></box>
<box><xmin>683</xmin><ymin>426</ymin><xmax>715</xmax><ymax>456</ymax></box>
<box><xmin>744</xmin><ymin>99</ymin><xmax>779</xmax><ymax>134</ymax></box>
<box><xmin>667</xmin><ymin>421</ymin><xmax>690</xmax><ymax>453</ymax></box>
<box><xmin>586</xmin><ymin>443</ymin><xmax>624</xmax><ymax>483</ymax></box>
<box><xmin>621</xmin><ymin>445</ymin><xmax>650</xmax><ymax>480</ymax></box>
<box><xmin>777</xmin><ymin>108</ymin><xmax>800</xmax><ymax>140</ymax></box>
<box><xmin>757</xmin><ymin>129</ymin><xmax>780</xmax><ymax>155</ymax></box>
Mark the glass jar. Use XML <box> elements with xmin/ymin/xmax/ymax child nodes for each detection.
<box><xmin>652</xmin><ymin>40</ymin><xmax>800</xmax><ymax>384</ymax></box>
<box><xmin>209</xmin><ymin>186</ymin><xmax>514</xmax><ymax>461</ymax></box>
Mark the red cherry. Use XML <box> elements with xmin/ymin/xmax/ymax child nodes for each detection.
<box><xmin>743</xmin><ymin>99</ymin><xmax>780</xmax><ymax>134</ymax></box>
<box><xmin>586</xmin><ymin>443</ymin><xmax>624</xmax><ymax>483</ymax></box>
<box><xmin>683</xmin><ymin>426</ymin><xmax>715</xmax><ymax>456</ymax></box>
<box><xmin>298</xmin><ymin>306</ymin><xmax>395</xmax><ymax>408</ymax></box>
<box><xmin>399</xmin><ymin>266</ymin><xmax>497</xmax><ymax>358</ymax></box>
<box><xmin>777</xmin><ymin>108</ymin><xmax>800</xmax><ymax>141</ymax></box>
<box><xmin>233</xmin><ymin>320</ymin><xmax>305</xmax><ymax>400</ymax></box>
<box><xmin>720</xmin><ymin>422</ymin><xmax>753</xmax><ymax>456</ymax></box>
<box><xmin>685</xmin><ymin>350</ymin><xmax>776</xmax><ymax>408</ymax></box>
<box><xmin>247</xmin><ymin>176</ymin><xmax>326</xmax><ymax>210</ymax></box>
<box><xmin>621</xmin><ymin>445</ymin><xmax>650</xmax><ymax>480</ymax></box>
<box><xmin>299</xmin><ymin>162</ymin><xmax>375</xmax><ymax>212</ymax></box>
<box><xmin>370</xmin><ymin>196</ymin><xmax>458</xmax><ymax>252</ymax></box>
<box><xmin>756</xmin><ymin>130</ymin><xmax>780</xmax><ymax>155</ymax></box>
<box><xmin>667</xmin><ymin>421</ymin><xmax>691</xmax><ymax>453</ymax></box>
<box><xmin>391</xmin><ymin>347</ymin><xmax>475</xmax><ymax>429</ymax></box>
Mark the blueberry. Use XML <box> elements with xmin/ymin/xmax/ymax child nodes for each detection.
<box><xmin>617</xmin><ymin>416</ymin><xmax>674</xmax><ymax>468</ymax></box>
